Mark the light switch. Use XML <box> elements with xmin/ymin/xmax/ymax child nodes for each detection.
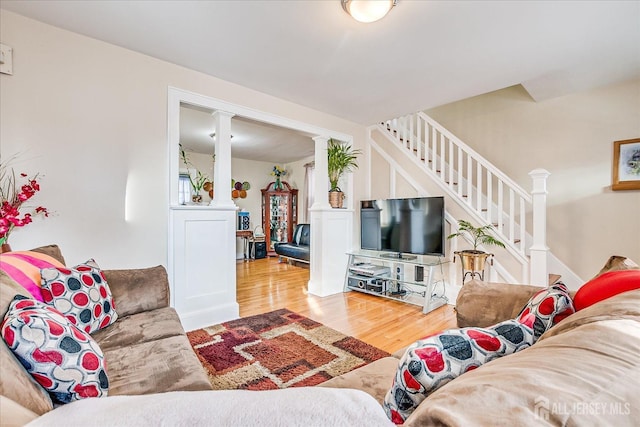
<box><xmin>0</xmin><ymin>44</ymin><xmax>13</xmax><ymax>75</ymax></box>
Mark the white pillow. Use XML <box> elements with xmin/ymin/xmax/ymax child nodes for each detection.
<box><xmin>26</xmin><ymin>388</ymin><xmax>393</xmax><ymax>427</ymax></box>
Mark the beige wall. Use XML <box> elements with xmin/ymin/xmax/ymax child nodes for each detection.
<box><xmin>426</xmin><ymin>81</ymin><xmax>640</xmax><ymax>280</ymax></box>
<box><xmin>231</xmin><ymin>158</ymin><xmax>271</xmax><ymax>232</ymax></box>
<box><xmin>0</xmin><ymin>11</ymin><xmax>365</xmax><ymax>268</ymax></box>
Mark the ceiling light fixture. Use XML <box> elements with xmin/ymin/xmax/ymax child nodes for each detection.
<box><xmin>209</xmin><ymin>132</ymin><xmax>233</xmax><ymax>139</ymax></box>
<box><xmin>341</xmin><ymin>0</ymin><xmax>397</xmax><ymax>23</ymax></box>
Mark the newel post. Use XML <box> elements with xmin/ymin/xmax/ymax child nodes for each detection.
<box><xmin>529</xmin><ymin>169</ymin><xmax>550</xmax><ymax>285</ymax></box>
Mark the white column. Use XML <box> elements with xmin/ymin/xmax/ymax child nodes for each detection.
<box><xmin>211</xmin><ymin>110</ymin><xmax>236</xmax><ymax>208</ymax></box>
<box><xmin>311</xmin><ymin>136</ymin><xmax>331</xmax><ymax>209</ymax></box>
<box><xmin>308</xmin><ymin>136</ymin><xmax>353</xmax><ymax>297</ymax></box>
<box><xmin>529</xmin><ymin>169</ymin><xmax>550</xmax><ymax>285</ymax></box>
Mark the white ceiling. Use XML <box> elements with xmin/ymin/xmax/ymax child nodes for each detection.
<box><xmin>180</xmin><ymin>105</ymin><xmax>315</xmax><ymax>162</ymax></box>
<box><xmin>3</xmin><ymin>0</ymin><xmax>639</xmax><ymax>159</ymax></box>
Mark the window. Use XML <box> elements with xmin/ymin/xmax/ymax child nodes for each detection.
<box><xmin>179</xmin><ymin>174</ymin><xmax>191</xmax><ymax>205</ymax></box>
<box><xmin>304</xmin><ymin>162</ymin><xmax>315</xmax><ymax>222</ymax></box>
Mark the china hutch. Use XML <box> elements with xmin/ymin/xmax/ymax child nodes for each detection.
<box><xmin>261</xmin><ymin>181</ymin><xmax>298</xmax><ymax>256</ymax></box>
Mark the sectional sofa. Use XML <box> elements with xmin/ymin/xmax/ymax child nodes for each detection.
<box><xmin>0</xmin><ymin>245</ymin><xmax>389</xmax><ymax>426</ymax></box>
<box><xmin>1</xmin><ymin>245</ymin><xmax>638</xmax><ymax>426</ymax></box>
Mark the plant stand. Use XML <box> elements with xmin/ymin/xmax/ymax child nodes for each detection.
<box><xmin>454</xmin><ymin>251</ymin><xmax>494</xmax><ymax>284</ymax></box>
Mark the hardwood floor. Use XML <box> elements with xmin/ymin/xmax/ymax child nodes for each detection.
<box><xmin>237</xmin><ymin>257</ymin><xmax>457</xmax><ymax>354</ymax></box>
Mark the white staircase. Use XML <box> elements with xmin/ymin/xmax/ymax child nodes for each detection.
<box><xmin>370</xmin><ymin>112</ymin><xmax>581</xmax><ymax>288</ymax></box>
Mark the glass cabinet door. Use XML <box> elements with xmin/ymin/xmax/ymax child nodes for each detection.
<box><xmin>261</xmin><ymin>181</ymin><xmax>298</xmax><ymax>256</ymax></box>
<box><xmin>269</xmin><ymin>193</ymin><xmax>289</xmax><ymax>250</ymax></box>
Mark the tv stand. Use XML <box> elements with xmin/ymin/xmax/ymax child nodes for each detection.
<box><xmin>344</xmin><ymin>251</ymin><xmax>449</xmax><ymax>314</ymax></box>
<box><xmin>380</xmin><ymin>252</ymin><xmax>417</xmax><ymax>261</ymax></box>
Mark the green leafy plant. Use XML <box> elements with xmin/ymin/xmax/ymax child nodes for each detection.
<box><xmin>447</xmin><ymin>219</ymin><xmax>505</xmax><ymax>252</ymax></box>
<box><xmin>327</xmin><ymin>139</ymin><xmax>362</xmax><ymax>192</ymax></box>
<box><xmin>179</xmin><ymin>144</ymin><xmax>211</xmax><ymax>194</ymax></box>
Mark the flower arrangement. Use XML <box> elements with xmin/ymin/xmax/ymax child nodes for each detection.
<box><xmin>271</xmin><ymin>165</ymin><xmax>287</xmax><ymax>179</ymax></box>
<box><xmin>271</xmin><ymin>165</ymin><xmax>287</xmax><ymax>190</ymax></box>
<box><xmin>0</xmin><ymin>158</ymin><xmax>49</xmax><ymax>247</ymax></box>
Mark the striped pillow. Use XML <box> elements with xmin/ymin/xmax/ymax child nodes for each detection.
<box><xmin>0</xmin><ymin>251</ymin><xmax>65</xmax><ymax>301</ymax></box>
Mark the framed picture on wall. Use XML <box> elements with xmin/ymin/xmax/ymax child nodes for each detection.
<box><xmin>612</xmin><ymin>138</ymin><xmax>640</xmax><ymax>191</ymax></box>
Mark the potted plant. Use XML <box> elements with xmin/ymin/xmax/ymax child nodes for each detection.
<box><xmin>327</xmin><ymin>139</ymin><xmax>362</xmax><ymax>208</ymax></box>
<box><xmin>179</xmin><ymin>144</ymin><xmax>211</xmax><ymax>203</ymax></box>
<box><xmin>189</xmin><ymin>170</ymin><xmax>210</xmax><ymax>203</ymax></box>
<box><xmin>447</xmin><ymin>219</ymin><xmax>505</xmax><ymax>282</ymax></box>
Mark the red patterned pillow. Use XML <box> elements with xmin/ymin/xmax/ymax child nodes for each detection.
<box><xmin>383</xmin><ymin>319</ymin><xmax>534</xmax><ymax>424</ymax></box>
<box><xmin>573</xmin><ymin>270</ymin><xmax>640</xmax><ymax>311</ymax></box>
<box><xmin>383</xmin><ymin>283</ymin><xmax>574</xmax><ymax>424</ymax></box>
<box><xmin>516</xmin><ymin>282</ymin><xmax>575</xmax><ymax>338</ymax></box>
<box><xmin>0</xmin><ymin>296</ymin><xmax>109</xmax><ymax>403</ymax></box>
<box><xmin>40</xmin><ymin>259</ymin><xmax>118</xmax><ymax>334</ymax></box>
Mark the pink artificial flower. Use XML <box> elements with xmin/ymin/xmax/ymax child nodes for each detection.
<box><xmin>0</xmin><ymin>165</ymin><xmax>49</xmax><ymax>243</ymax></box>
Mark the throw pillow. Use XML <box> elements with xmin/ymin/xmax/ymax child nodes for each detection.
<box><xmin>573</xmin><ymin>270</ymin><xmax>640</xmax><ymax>311</ymax></box>
<box><xmin>383</xmin><ymin>283</ymin><xmax>574</xmax><ymax>424</ymax></box>
<box><xmin>516</xmin><ymin>282</ymin><xmax>575</xmax><ymax>339</ymax></box>
<box><xmin>40</xmin><ymin>259</ymin><xmax>118</xmax><ymax>334</ymax></box>
<box><xmin>591</xmin><ymin>255</ymin><xmax>639</xmax><ymax>280</ymax></box>
<box><xmin>0</xmin><ymin>251</ymin><xmax>66</xmax><ymax>302</ymax></box>
<box><xmin>0</xmin><ymin>296</ymin><xmax>109</xmax><ymax>403</ymax></box>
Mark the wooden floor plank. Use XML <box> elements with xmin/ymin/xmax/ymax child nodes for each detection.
<box><xmin>237</xmin><ymin>258</ymin><xmax>457</xmax><ymax>354</ymax></box>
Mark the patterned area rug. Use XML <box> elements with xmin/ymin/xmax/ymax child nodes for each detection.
<box><xmin>187</xmin><ymin>308</ymin><xmax>390</xmax><ymax>390</ymax></box>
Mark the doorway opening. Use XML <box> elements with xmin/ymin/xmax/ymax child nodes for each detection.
<box><xmin>167</xmin><ymin>87</ymin><xmax>354</xmax><ymax>330</ymax></box>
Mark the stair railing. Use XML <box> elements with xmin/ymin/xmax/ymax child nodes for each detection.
<box><xmin>379</xmin><ymin>112</ymin><xmax>549</xmax><ymax>285</ymax></box>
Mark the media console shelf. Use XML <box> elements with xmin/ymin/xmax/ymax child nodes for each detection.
<box><xmin>344</xmin><ymin>251</ymin><xmax>449</xmax><ymax>314</ymax></box>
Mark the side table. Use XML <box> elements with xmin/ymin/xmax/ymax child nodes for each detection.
<box><xmin>236</xmin><ymin>230</ymin><xmax>254</xmax><ymax>261</ymax></box>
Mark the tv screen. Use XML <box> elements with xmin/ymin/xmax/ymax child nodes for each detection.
<box><xmin>360</xmin><ymin>197</ymin><xmax>445</xmax><ymax>257</ymax></box>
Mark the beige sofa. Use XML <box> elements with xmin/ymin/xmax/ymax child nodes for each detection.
<box><xmin>320</xmin><ymin>279</ymin><xmax>640</xmax><ymax>426</ymax></box>
<box><xmin>0</xmin><ymin>245</ymin><xmax>391</xmax><ymax>426</ymax></box>
<box><xmin>2</xmin><ymin>245</ymin><xmax>638</xmax><ymax>426</ymax></box>
<box><xmin>0</xmin><ymin>245</ymin><xmax>214</xmax><ymax>422</ymax></box>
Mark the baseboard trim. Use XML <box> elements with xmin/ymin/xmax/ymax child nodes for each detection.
<box><xmin>179</xmin><ymin>302</ymin><xmax>240</xmax><ymax>331</ymax></box>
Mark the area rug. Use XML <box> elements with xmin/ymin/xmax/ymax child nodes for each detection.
<box><xmin>187</xmin><ymin>308</ymin><xmax>390</xmax><ymax>390</ymax></box>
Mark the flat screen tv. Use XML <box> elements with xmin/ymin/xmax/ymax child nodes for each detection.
<box><xmin>360</xmin><ymin>196</ymin><xmax>445</xmax><ymax>258</ymax></box>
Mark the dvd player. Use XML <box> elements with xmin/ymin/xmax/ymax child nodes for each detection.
<box><xmin>348</xmin><ymin>263</ymin><xmax>391</xmax><ymax>277</ymax></box>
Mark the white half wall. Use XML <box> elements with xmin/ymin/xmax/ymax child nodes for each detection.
<box><xmin>169</xmin><ymin>207</ymin><xmax>239</xmax><ymax>330</ymax></box>
<box><xmin>308</xmin><ymin>208</ymin><xmax>353</xmax><ymax>297</ymax></box>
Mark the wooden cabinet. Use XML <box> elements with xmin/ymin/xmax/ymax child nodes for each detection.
<box><xmin>261</xmin><ymin>181</ymin><xmax>298</xmax><ymax>256</ymax></box>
